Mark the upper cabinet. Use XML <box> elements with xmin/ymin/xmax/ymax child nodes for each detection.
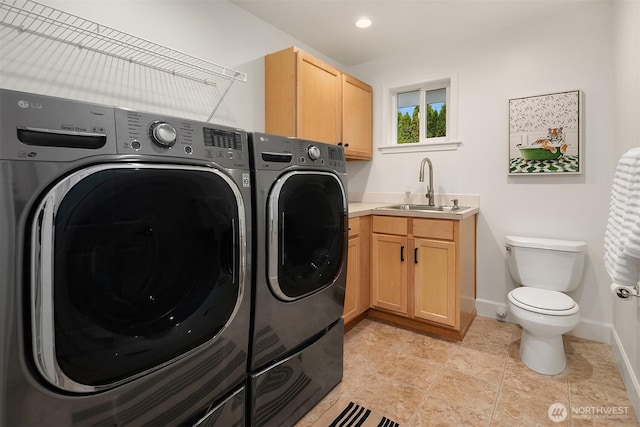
<box><xmin>265</xmin><ymin>47</ymin><xmax>372</xmax><ymax>160</ymax></box>
<box><xmin>341</xmin><ymin>74</ymin><xmax>373</xmax><ymax>160</ymax></box>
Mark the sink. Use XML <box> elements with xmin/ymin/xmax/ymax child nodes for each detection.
<box><xmin>381</xmin><ymin>204</ymin><xmax>468</xmax><ymax>212</ymax></box>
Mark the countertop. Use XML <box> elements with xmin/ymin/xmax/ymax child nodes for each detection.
<box><xmin>348</xmin><ymin>202</ymin><xmax>479</xmax><ymax>220</ymax></box>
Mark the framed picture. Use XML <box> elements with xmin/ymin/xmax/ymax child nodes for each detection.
<box><xmin>509</xmin><ymin>90</ymin><xmax>582</xmax><ymax>175</ymax></box>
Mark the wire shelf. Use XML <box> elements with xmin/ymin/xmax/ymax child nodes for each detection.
<box><xmin>0</xmin><ymin>0</ymin><xmax>247</xmax><ymax>120</ymax></box>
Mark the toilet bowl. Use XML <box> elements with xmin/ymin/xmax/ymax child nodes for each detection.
<box><xmin>507</xmin><ymin>287</ymin><xmax>580</xmax><ymax>375</ymax></box>
<box><xmin>505</xmin><ymin>235</ymin><xmax>586</xmax><ymax>376</ymax></box>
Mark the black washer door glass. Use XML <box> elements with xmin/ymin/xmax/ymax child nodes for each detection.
<box><xmin>52</xmin><ymin>167</ymin><xmax>240</xmax><ymax>386</ymax></box>
<box><xmin>276</xmin><ymin>173</ymin><xmax>345</xmax><ymax>298</ymax></box>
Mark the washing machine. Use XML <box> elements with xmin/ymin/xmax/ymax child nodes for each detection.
<box><xmin>247</xmin><ymin>132</ymin><xmax>348</xmax><ymax>426</ymax></box>
<box><xmin>0</xmin><ymin>89</ymin><xmax>252</xmax><ymax>426</ymax></box>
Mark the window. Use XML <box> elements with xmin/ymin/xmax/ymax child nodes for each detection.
<box><xmin>397</xmin><ymin>88</ymin><xmax>446</xmax><ymax>143</ymax></box>
<box><xmin>382</xmin><ymin>75</ymin><xmax>460</xmax><ymax>153</ymax></box>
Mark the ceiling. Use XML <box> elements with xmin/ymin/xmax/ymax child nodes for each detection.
<box><xmin>230</xmin><ymin>0</ymin><xmax>600</xmax><ymax>66</ymax></box>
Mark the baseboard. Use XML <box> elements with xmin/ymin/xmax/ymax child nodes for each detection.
<box><xmin>475</xmin><ymin>298</ymin><xmax>611</xmax><ymax>344</ymax></box>
<box><xmin>475</xmin><ymin>298</ymin><xmax>509</xmax><ymax>321</ymax></box>
<box><xmin>611</xmin><ymin>326</ymin><xmax>640</xmax><ymax>423</ymax></box>
<box><xmin>570</xmin><ymin>318</ymin><xmax>612</xmax><ymax>345</ymax></box>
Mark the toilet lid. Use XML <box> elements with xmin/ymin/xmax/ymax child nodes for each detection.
<box><xmin>509</xmin><ymin>287</ymin><xmax>578</xmax><ymax>315</ymax></box>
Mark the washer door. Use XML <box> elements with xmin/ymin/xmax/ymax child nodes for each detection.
<box><xmin>30</xmin><ymin>164</ymin><xmax>246</xmax><ymax>393</ymax></box>
<box><xmin>267</xmin><ymin>171</ymin><xmax>347</xmax><ymax>301</ymax></box>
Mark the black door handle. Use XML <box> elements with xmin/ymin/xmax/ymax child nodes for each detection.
<box><xmin>414</xmin><ymin>247</ymin><xmax>418</xmax><ymax>264</ymax></box>
<box><xmin>400</xmin><ymin>245</ymin><xmax>405</xmax><ymax>262</ymax></box>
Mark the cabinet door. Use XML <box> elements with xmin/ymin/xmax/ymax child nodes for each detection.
<box><xmin>413</xmin><ymin>238</ymin><xmax>457</xmax><ymax>327</ymax></box>
<box><xmin>343</xmin><ymin>236</ymin><xmax>360</xmax><ymax>323</ymax></box>
<box><xmin>297</xmin><ymin>51</ymin><xmax>341</xmax><ymax>144</ymax></box>
<box><xmin>342</xmin><ymin>74</ymin><xmax>372</xmax><ymax>160</ymax></box>
<box><xmin>371</xmin><ymin>234</ymin><xmax>408</xmax><ymax>314</ymax></box>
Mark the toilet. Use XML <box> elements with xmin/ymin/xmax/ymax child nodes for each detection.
<box><xmin>505</xmin><ymin>235</ymin><xmax>586</xmax><ymax>375</ymax></box>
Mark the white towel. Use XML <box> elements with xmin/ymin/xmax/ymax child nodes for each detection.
<box><xmin>604</xmin><ymin>148</ymin><xmax>640</xmax><ymax>287</ymax></box>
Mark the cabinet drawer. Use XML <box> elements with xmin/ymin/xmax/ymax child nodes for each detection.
<box><xmin>413</xmin><ymin>218</ymin><xmax>454</xmax><ymax>240</ymax></box>
<box><xmin>372</xmin><ymin>216</ymin><xmax>408</xmax><ymax>236</ymax></box>
<box><xmin>348</xmin><ymin>217</ymin><xmax>360</xmax><ymax>237</ymax></box>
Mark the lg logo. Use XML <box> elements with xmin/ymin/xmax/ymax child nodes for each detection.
<box><xmin>18</xmin><ymin>100</ymin><xmax>43</xmax><ymax>109</ymax></box>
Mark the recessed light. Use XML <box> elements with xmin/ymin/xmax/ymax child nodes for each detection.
<box><xmin>355</xmin><ymin>17</ymin><xmax>372</xmax><ymax>29</ymax></box>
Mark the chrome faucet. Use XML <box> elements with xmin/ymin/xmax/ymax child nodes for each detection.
<box><xmin>419</xmin><ymin>157</ymin><xmax>435</xmax><ymax>206</ymax></box>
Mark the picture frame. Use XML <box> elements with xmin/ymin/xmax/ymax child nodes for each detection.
<box><xmin>508</xmin><ymin>90</ymin><xmax>582</xmax><ymax>175</ymax></box>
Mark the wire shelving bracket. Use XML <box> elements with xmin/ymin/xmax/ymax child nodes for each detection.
<box><xmin>0</xmin><ymin>0</ymin><xmax>247</xmax><ymax>119</ymax></box>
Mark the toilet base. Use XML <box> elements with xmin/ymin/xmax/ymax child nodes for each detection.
<box><xmin>520</xmin><ymin>329</ymin><xmax>567</xmax><ymax>375</ymax></box>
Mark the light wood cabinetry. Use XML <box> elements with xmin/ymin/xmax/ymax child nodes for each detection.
<box><xmin>413</xmin><ymin>238</ymin><xmax>456</xmax><ymax>326</ymax></box>
<box><xmin>265</xmin><ymin>46</ymin><xmax>372</xmax><ymax>160</ymax></box>
<box><xmin>343</xmin><ymin>216</ymin><xmax>371</xmax><ymax>329</ymax></box>
<box><xmin>370</xmin><ymin>214</ymin><xmax>477</xmax><ymax>340</ymax></box>
<box><xmin>371</xmin><ymin>216</ymin><xmax>408</xmax><ymax>314</ymax></box>
<box><xmin>341</xmin><ymin>74</ymin><xmax>373</xmax><ymax>159</ymax></box>
<box><xmin>371</xmin><ymin>233</ymin><xmax>408</xmax><ymax>314</ymax></box>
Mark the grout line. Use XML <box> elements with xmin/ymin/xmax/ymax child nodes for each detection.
<box><xmin>488</xmin><ymin>324</ymin><xmax>516</xmax><ymax>424</ymax></box>
<box><xmin>406</xmin><ymin>344</ymin><xmax>451</xmax><ymax>426</ymax></box>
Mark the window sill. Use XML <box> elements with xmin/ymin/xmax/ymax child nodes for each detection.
<box><xmin>379</xmin><ymin>140</ymin><xmax>462</xmax><ymax>153</ymax></box>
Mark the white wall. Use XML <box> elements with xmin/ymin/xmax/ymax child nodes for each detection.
<box><xmin>611</xmin><ymin>0</ymin><xmax>640</xmax><ymax>416</ymax></box>
<box><xmin>346</xmin><ymin>1</ymin><xmax>616</xmax><ymax>343</ymax></box>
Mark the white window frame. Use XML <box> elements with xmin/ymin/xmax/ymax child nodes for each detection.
<box><xmin>381</xmin><ymin>74</ymin><xmax>461</xmax><ymax>153</ymax></box>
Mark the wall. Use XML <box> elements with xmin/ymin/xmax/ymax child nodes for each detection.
<box><xmin>611</xmin><ymin>0</ymin><xmax>640</xmax><ymax>416</ymax></box>
<box><xmin>346</xmin><ymin>1</ymin><xmax>616</xmax><ymax>343</ymax></box>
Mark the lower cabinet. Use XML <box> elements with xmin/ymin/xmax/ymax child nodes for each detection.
<box><xmin>413</xmin><ymin>238</ymin><xmax>456</xmax><ymax>327</ymax></box>
<box><xmin>342</xmin><ymin>216</ymin><xmax>370</xmax><ymax>328</ymax></box>
<box><xmin>371</xmin><ymin>218</ymin><xmax>408</xmax><ymax>315</ymax></box>
<box><xmin>370</xmin><ymin>214</ymin><xmax>476</xmax><ymax>340</ymax></box>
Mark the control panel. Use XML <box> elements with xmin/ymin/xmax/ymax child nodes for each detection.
<box><xmin>0</xmin><ymin>89</ymin><xmax>249</xmax><ymax>170</ymax></box>
<box><xmin>251</xmin><ymin>132</ymin><xmax>346</xmax><ymax>173</ymax></box>
<box><xmin>114</xmin><ymin>109</ymin><xmax>249</xmax><ymax>169</ymax></box>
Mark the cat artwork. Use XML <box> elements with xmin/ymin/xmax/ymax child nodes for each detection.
<box><xmin>529</xmin><ymin>127</ymin><xmax>569</xmax><ymax>155</ymax></box>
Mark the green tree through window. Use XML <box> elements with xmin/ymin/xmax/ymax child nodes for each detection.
<box><xmin>426</xmin><ymin>103</ymin><xmax>446</xmax><ymax>138</ymax></box>
<box><xmin>397</xmin><ymin>92</ymin><xmax>446</xmax><ymax>143</ymax></box>
<box><xmin>397</xmin><ymin>107</ymin><xmax>419</xmax><ymax>144</ymax></box>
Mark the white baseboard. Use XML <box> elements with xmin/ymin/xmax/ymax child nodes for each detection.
<box><xmin>475</xmin><ymin>298</ymin><xmax>611</xmax><ymax>344</ymax></box>
<box><xmin>475</xmin><ymin>298</ymin><xmax>509</xmax><ymax>321</ymax></box>
<box><xmin>611</xmin><ymin>327</ymin><xmax>640</xmax><ymax>423</ymax></box>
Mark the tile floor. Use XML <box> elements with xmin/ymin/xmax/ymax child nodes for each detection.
<box><xmin>296</xmin><ymin>316</ymin><xmax>639</xmax><ymax>426</ymax></box>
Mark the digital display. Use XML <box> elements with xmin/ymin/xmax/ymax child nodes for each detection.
<box><xmin>203</xmin><ymin>128</ymin><xmax>243</xmax><ymax>150</ymax></box>
<box><xmin>327</xmin><ymin>146</ymin><xmax>343</xmax><ymax>161</ymax></box>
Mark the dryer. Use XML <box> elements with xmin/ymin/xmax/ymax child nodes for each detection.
<box><xmin>0</xmin><ymin>89</ymin><xmax>251</xmax><ymax>426</ymax></box>
<box><xmin>248</xmin><ymin>132</ymin><xmax>348</xmax><ymax>426</ymax></box>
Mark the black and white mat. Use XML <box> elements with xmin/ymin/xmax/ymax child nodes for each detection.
<box><xmin>312</xmin><ymin>401</ymin><xmax>400</xmax><ymax>427</ymax></box>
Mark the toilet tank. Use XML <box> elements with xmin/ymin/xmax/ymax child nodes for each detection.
<box><xmin>506</xmin><ymin>235</ymin><xmax>586</xmax><ymax>292</ymax></box>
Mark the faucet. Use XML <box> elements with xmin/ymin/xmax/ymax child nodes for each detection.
<box><xmin>419</xmin><ymin>157</ymin><xmax>435</xmax><ymax>206</ymax></box>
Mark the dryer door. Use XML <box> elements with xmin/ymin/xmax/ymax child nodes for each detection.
<box><xmin>267</xmin><ymin>171</ymin><xmax>347</xmax><ymax>301</ymax></box>
<box><xmin>30</xmin><ymin>164</ymin><xmax>246</xmax><ymax>393</ymax></box>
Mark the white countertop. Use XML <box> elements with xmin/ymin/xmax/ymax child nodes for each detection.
<box><xmin>348</xmin><ymin>202</ymin><xmax>479</xmax><ymax>220</ymax></box>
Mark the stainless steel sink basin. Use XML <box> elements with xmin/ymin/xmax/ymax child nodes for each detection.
<box><xmin>381</xmin><ymin>204</ymin><xmax>468</xmax><ymax>212</ymax></box>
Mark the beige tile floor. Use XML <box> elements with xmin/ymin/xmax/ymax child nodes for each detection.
<box><xmin>296</xmin><ymin>316</ymin><xmax>639</xmax><ymax>426</ymax></box>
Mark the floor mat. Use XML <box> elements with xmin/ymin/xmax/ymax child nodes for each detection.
<box><xmin>312</xmin><ymin>400</ymin><xmax>400</xmax><ymax>427</ymax></box>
